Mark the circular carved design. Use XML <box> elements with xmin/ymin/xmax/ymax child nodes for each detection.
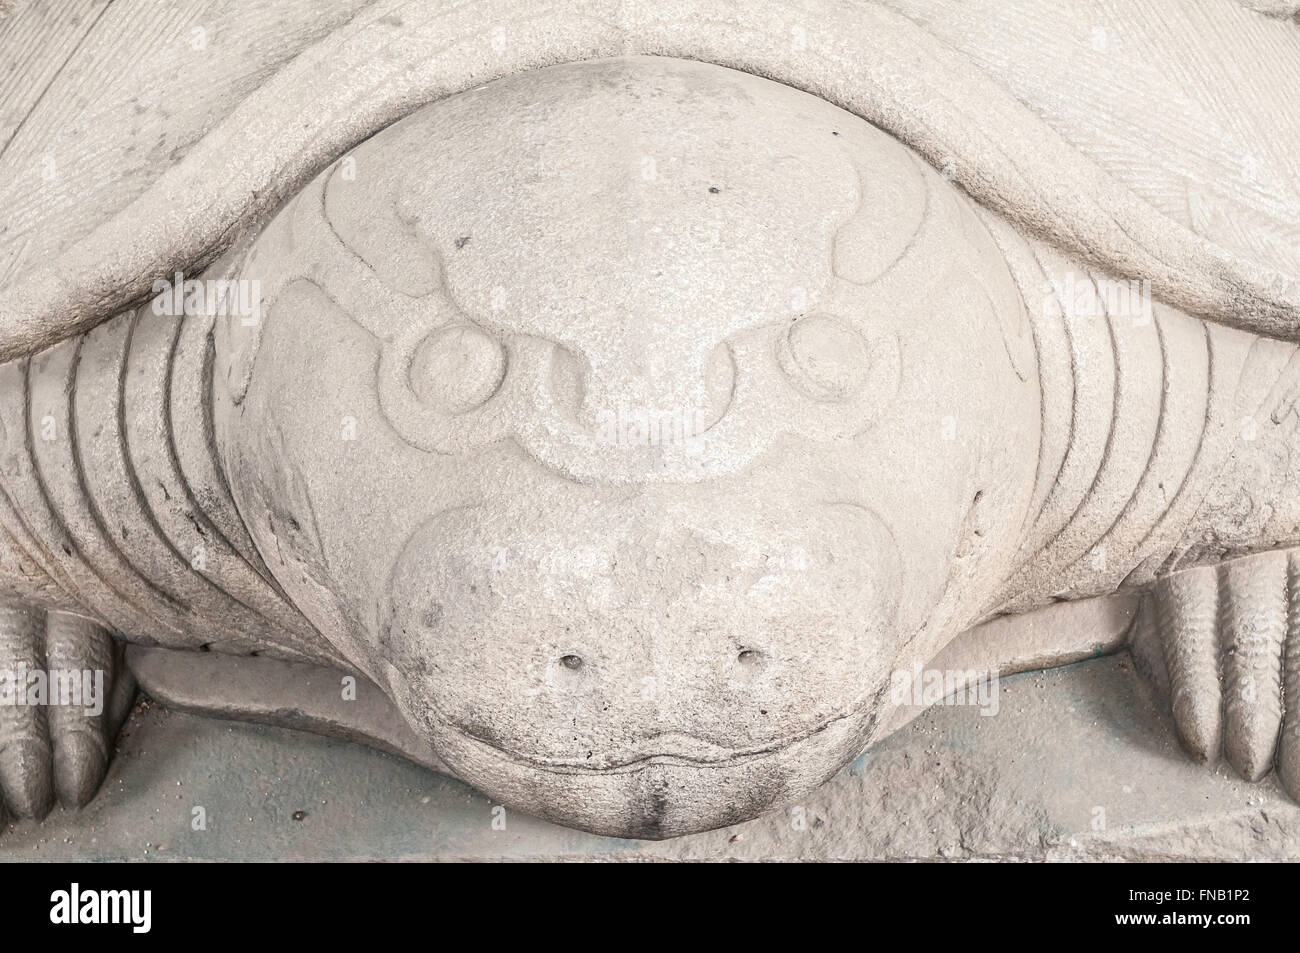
<box><xmin>409</xmin><ymin>325</ymin><xmax>507</xmax><ymax>414</ymax></box>
<box><xmin>778</xmin><ymin>314</ymin><xmax>871</xmax><ymax>402</ymax></box>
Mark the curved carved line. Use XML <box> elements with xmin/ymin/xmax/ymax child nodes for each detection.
<box><xmin>64</xmin><ymin>322</ymin><xmax>197</xmax><ymax>640</ymax></box>
<box><xmin>3</xmin><ymin>1</ymin><xmax>1297</xmax><ymax>361</ymax></box>
<box><xmin>113</xmin><ymin>309</ymin><xmax>287</xmax><ymax>656</ymax></box>
<box><xmin>21</xmin><ymin>343</ymin><xmax>177</xmax><ymax>640</ymax></box>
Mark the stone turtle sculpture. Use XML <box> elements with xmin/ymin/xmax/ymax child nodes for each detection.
<box><xmin>0</xmin><ymin>12</ymin><xmax>1298</xmax><ymax>840</ymax></box>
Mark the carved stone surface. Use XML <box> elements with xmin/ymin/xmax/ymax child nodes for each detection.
<box><xmin>0</xmin><ymin>0</ymin><xmax>1298</xmax><ymax>853</ymax></box>
<box><xmin>6</xmin><ymin>656</ymin><xmax>1300</xmax><ymax>861</ymax></box>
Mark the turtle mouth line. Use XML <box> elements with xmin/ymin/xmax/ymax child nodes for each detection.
<box><xmin>429</xmin><ymin>698</ymin><xmax>876</xmax><ymax>776</ymax></box>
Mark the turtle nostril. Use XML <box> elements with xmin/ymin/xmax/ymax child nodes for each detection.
<box><xmin>559</xmin><ymin>654</ymin><xmax>584</xmax><ymax>671</ymax></box>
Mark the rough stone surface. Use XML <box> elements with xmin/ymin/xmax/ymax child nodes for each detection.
<box><xmin>4</xmin><ymin>657</ymin><xmax>1300</xmax><ymax>861</ymax></box>
<box><xmin>211</xmin><ymin>55</ymin><xmax>1041</xmax><ymax>838</ymax></box>
<box><xmin>0</xmin><ymin>2</ymin><xmax>1297</xmax><ymax>849</ymax></box>
<box><xmin>6</xmin><ymin>0</ymin><xmax>1300</xmax><ymax>355</ymax></box>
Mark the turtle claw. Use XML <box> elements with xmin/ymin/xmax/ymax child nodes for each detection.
<box><xmin>1219</xmin><ymin>553</ymin><xmax>1289</xmax><ymax>783</ymax></box>
<box><xmin>1153</xmin><ymin>566</ymin><xmax>1223</xmax><ymax>763</ymax></box>
<box><xmin>1278</xmin><ymin>553</ymin><xmax>1300</xmax><ymax>798</ymax></box>
<box><xmin>0</xmin><ymin>606</ymin><xmax>124</xmax><ymax>827</ymax></box>
<box><xmin>0</xmin><ymin>607</ymin><xmax>54</xmax><ymax>819</ymax></box>
<box><xmin>1152</xmin><ymin>549</ymin><xmax>1300</xmax><ymax>798</ymax></box>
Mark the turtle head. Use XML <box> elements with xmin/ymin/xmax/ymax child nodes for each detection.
<box><xmin>213</xmin><ymin>57</ymin><xmax>1039</xmax><ymax>837</ymax></box>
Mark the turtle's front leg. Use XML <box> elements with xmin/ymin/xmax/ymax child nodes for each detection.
<box><xmin>0</xmin><ymin>606</ymin><xmax>132</xmax><ymax>827</ymax></box>
<box><xmin>1143</xmin><ymin>549</ymin><xmax>1300</xmax><ymax>797</ymax></box>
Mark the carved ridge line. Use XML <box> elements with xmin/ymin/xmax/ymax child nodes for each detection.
<box><xmin>0</xmin><ymin>365</ymin><xmax>88</xmax><ymax>612</ymax></box>
<box><xmin>1001</xmin><ymin>263</ymin><xmax>1095</xmax><ymax>581</ymax></box>
<box><xmin>179</xmin><ymin>314</ymin><xmax>278</xmax><ymax>580</ymax></box>
<box><xmin>113</xmin><ymin>309</ymin><xmax>265</xmax><ymax>654</ymax></box>
<box><xmin>1068</xmin><ymin>304</ymin><xmax>1174</xmax><ymax>582</ymax></box>
<box><xmin>968</xmin><ymin>209</ymin><xmax>1049</xmax><ymax>548</ymax></box>
<box><xmin>0</xmin><ymin>443</ymin><xmax>81</xmax><ymax>613</ymax></box>
<box><xmin>164</xmin><ymin>317</ymin><xmax>329</xmax><ymax>653</ymax></box>
<box><xmin>21</xmin><ymin>345</ymin><xmax>173</xmax><ymax>639</ymax></box>
<box><xmin>1029</xmin><ymin>269</ymin><xmax>1127</xmax><ymax>571</ymax></box>
<box><xmin>1131</xmin><ymin>325</ymin><xmax>1232</xmax><ymax>575</ymax></box>
<box><xmin>1036</xmin><ymin>269</ymin><xmax>1171</xmax><ymax>590</ymax></box>
<box><xmin>64</xmin><ymin>323</ymin><xmax>195</xmax><ymax>640</ymax></box>
<box><xmin>1020</xmin><ymin>240</ymin><xmax>1078</xmax><ymax>545</ymax></box>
